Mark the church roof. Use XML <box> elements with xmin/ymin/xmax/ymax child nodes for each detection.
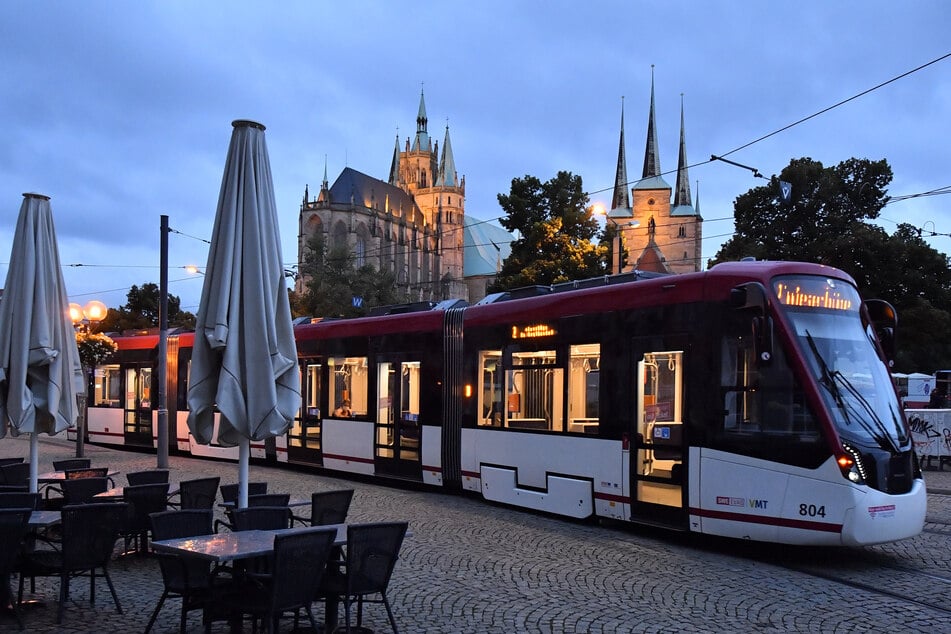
<box><xmin>634</xmin><ymin>239</ymin><xmax>672</xmax><ymax>274</ymax></box>
<box><xmin>464</xmin><ymin>216</ymin><xmax>513</xmax><ymax>277</ymax></box>
<box><xmin>633</xmin><ymin>174</ymin><xmax>671</xmax><ymax>190</ymax></box>
<box><xmin>436</xmin><ymin>125</ymin><xmax>457</xmax><ymax>187</ymax></box>
<box><xmin>329</xmin><ymin>167</ymin><xmax>420</xmax><ymax>216</ymax></box>
<box><xmin>670</xmin><ymin>204</ymin><xmax>698</xmax><ymax>217</ymax></box>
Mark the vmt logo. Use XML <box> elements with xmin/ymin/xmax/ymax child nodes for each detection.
<box><xmin>748</xmin><ymin>499</ymin><xmax>769</xmax><ymax>509</ymax></box>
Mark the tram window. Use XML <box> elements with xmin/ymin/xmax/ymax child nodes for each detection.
<box><xmin>304</xmin><ymin>363</ymin><xmax>322</xmax><ymax>418</ymax></box>
<box><xmin>568</xmin><ymin>344</ymin><xmax>600</xmax><ymax>433</ymax></box>
<box><xmin>720</xmin><ymin>335</ymin><xmax>821</xmax><ymax>439</ymax></box>
<box><xmin>478</xmin><ymin>350</ymin><xmax>503</xmax><ymax>426</ymax></box>
<box><xmin>329</xmin><ymin>357</ymin><xmax>368</xmax><ymax>418</ymax></box>
<box><xmin>505</xmin><ymin>350</ymin><xmax>564</xmax><ymax>432</ymax></box>
<box><xmin>93</xmin><ymin>364</ymin><xmax>121</xmax><ymax>407</ymax></box>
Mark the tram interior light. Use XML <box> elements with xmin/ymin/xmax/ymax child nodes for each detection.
<box><xmin>464</xmin><ymin>384</ymin><xmax>473</xmax><ymax>398</ymax></box>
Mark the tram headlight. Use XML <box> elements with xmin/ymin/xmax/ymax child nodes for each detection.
<box><xmin>837</xmin><ymin>443</ymin><xmax>867</xmax><ymax>484</ymax></box>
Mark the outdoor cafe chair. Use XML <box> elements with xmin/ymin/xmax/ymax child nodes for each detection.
<box><xmin>52</xmin><ymin>458</ymin><xmax>91</xmax><ymax>471</ymax></box>
<box><xmin>46</xmin><ymin>476</ymin><xmax>110</xmax><ymax>510</ymax></box>
<box><xmin>210</xmin><ymin>527</ymin><xmax>337</xmax><ymax>634</ymax></box>
<box><xmin>119</xmin><ymin>482</ymin><xmax>170</xmax><ymax>555</ymax></box>
<box><xmin>0</xmin><ymin>492</ymin><xmax>41</xmax><ymax>510</ymax></box>
<box><xmin>319</xmin><ymin>521</ymin><xmax>409</xmax><ymax>633</ymax></box>
<box><xmin>219</xmin><ymin>481</ymin><xmax>268</xmax><ymax>506</ymax></box>
<box><xmin>293</xmin><ymin>489</ymin><xmax>354</xmax><ymax>527</ymax></box>
<box><xmin>214</xmin><ymin>493</ymin><xmax>290</xmax><ymax>533</ymax></box>
<box><xmin>146</xmin><ymin>509</ymin><xmax>218</xmax><ymax>634</ymax></box>
<box><xmin>0</xmin><ymin>457</ymin><xmax>25</xmax><ymax>467</ymax></box>
<box><xmin>0</xmin><ymin>508</ymin><xmax>32</xmax><ymax>630</ymax></box>
<box><xmin>171</xmin><ymin>476</ymin><xmax>220</xmax><ymax>510</ymax></box>
<box><xmin>17</xmin><ymin>502</ymin><xmax>129</xmax><ymax>624</ymax></box>
<box><xmin>44</xmin><ymin>466</ymin><xmax>111</xmax><ymax>504</ymax></box>
<box><xmin>126</xmin><ymin>469</ymin><xmax>170</xmax><ymax>486</ymax></box>
<box><xmin>0</xmin><ymin>463</ymin><xmax>30</xmax><ymax>488</ymax></box>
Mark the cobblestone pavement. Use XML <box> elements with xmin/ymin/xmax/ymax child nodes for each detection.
<box><xmin>1</xmin><ymin>435</ymin><xmax>949</xmax><ymax>633</ymax></box>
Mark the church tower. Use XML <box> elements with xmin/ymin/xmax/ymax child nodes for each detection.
<box><xmin>622</xmin><ymin>68</ymin><xmax>702</xmax><ymax>275</ymax></box>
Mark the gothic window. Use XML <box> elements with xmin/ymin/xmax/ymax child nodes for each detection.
<box><xmin>332</xmin><ymin>222</ymin><xmax>348</xmax><ymax>251</ymax></box>
<box><xmin>678</xmin><ymin>225</ymin><xmax>686</xmax><ymax>238</ymax></box>
<box><xmin>356</xmin><ymin>234</ymin><xmax>367</xmax><ymax>268</ymax></box>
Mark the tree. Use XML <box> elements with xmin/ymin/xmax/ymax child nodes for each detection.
<box><xmin>96</xmin><ymin>283</ymin><xmax>196</xmax><ymax>333</ymax></box>
<box><xmin>490</xmin><ymin>171</ymin><xmax>608</xmax><ymax>291</ymax></box>
<box><xmin>296</xmin><ymin>233</ymin><xmax>412</xmax><ymax>318</ymax></box>
<box><xmin>712</xmin><ymin>156</ymin><xmax>951</xmax><ymax>372</ymax></box>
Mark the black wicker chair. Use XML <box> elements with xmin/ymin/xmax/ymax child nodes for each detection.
<box><xmin>0</xmin><ymin>492</ymin><xmax>41</xmax><ymax>510</ymax></box>
<box><xmin>0</xmin><ymin>463</ymin><xmax>30</xmax><ymax>488</ymax></box>
<box><xmin>320</xmin><ymin>522</ymin><xmax>409</xmax><ymax>633</ymax></box>
<box><xmin>126</xmin><ymin>469</ymin><xmax>170</xmax><ymax>486</ymax></box>
<box><xmin>17</xmin><ymin>502</ymin><xmax>128</xmax><ymax>624</ymax></box>
<box><xmin>171</xmin><ymin>476</ymin><xmax>220</xmax><ymax>510</ymax></box>
<box><xmin>293</xmin><ymin>489</ymin><xmax>354</xmax><ymax>527</ymax></box>
<box><xmin>146</xmin><ymin>509</ymin><xmax>218</xmax><ymax>634</ymax></box>
<box><xmin>215</xmin><ymin>494</ymin><xmax>290</xmax><ymax>533</ymax></box>
<box><xmin>0</xmin><ymin>508</ymin><xmax>32</xmax><ymax>630</ymax></box>
<box><xmin>119</xmin><ymin>483</ymin><xmax>170</xmax><ymax>555</ymax></box>
<box><xmin>52</xmin><ymin>458</ymin><xmax>91</xmax><ymax>472</ymax></box>
<box><xmin>211</xmin><ymin>527</ymin><xmax>337</xmax><ymax>634</ymax></box>
<box><xmin>219</xmin><ymin>482</ymin><xmax>268</xmax><ymax>506</ymax></box>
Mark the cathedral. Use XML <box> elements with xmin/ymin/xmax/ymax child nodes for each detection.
<box><xmin>297</xmin><ymin>90</ymin><xmax>469</xmax><ymax>303</ymax></box>
<box><xmin>296</xmin><ymin>77</ymin><xmax>702</xmax><ymax>308</ymax></box>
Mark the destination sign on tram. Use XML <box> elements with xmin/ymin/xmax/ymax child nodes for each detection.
<box><xmin>772</xmin><ymin>276</ymin><xmax>859</xmax><ymax>312</ymax></box>
<box><xmin>511</xmin><ymin>323</ymin><xmax>556</xmax><ymax>339</ymax></box>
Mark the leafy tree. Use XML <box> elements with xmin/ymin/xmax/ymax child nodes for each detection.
<box><xmin>97</xmin><ymin>283</ymin><xmax>196</xmax><ymax>333</ymax></box>
<box><xmin>490</xmin><ymin>171</ymin><xmax>608</xmax><ymax>291</ymax></box>
<box><xmin>297</xmin><ymin>233</ymin><xmax>412</xmax><ymax>318</ymax></box>
<box><xmin>712</xmin><ymin>156</ymin><xmax>951</xmax><ymax>373</ymax></box>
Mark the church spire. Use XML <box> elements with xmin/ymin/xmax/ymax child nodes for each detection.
<box><xmin>673</xmin><ymin>94</ymin><xmax>692</xmax><ymax>207</ymax></box>
<box><xmin>437</xmin><ymin>123</ymin><xmax>457</xmax><ymax>187</ymax></box>
<box><xmin>317</xmin><ymin>155</ymin><xmax>330</xmax><ymax>203</ymax></box>
<box><xmin>412</xmin><ymin>87</ymin><xmax>431</xmax><ymax>152</ymax></box>
<box><xmin>611</xmin><ymin>97</ymin><xmax>631</xmax><ymax>212</ymax></box>
<box><xmin>388</xmin><ymin>130</ymin><xmax>400</xmax><ymax>185</ymax></box>
<box><xmin>642</xmin><ymin>65</ymin><xmax>661</xmax><ymax>179</ymax></box>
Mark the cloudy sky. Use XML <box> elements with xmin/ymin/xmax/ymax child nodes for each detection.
<box><xmin>1</xmin><ymin>1</ymin><xmax>948</xmax><ymax>312</ymax></box>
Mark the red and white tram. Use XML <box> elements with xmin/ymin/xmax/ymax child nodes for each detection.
<box><xmin>78</xmin><ymin>260</ymin><xmax>927</xmax><ymax>545</ymax></box>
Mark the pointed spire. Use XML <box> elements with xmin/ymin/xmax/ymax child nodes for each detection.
<box><xmin>412</xmin><ymin>86</ymin><xmax>430</xmax><ymax>152</ymax></box>
<box><xmin>437</xmin><ymin>124</ymin><xmax>457</xmax><ymax>187</ymax></box>
<box><xmin>317</xmin><ymin>155</ymin><xmax>330</xmax><ymax>203</ymax></box>
<box><xmin>303</xmin><ymin>183</ymin><xmax>309</xmax><ymax>205</ymax></box>
<box><xmin>611</xmin><ymin>96</ymin><xmax>631</xmax><ymax>212</ymax></box>
<box><xmin>388</xmin><ymin>130</ymin><xmax>400</xmax><ymax>185</ymax></box>
<box><xmin>642</xmin><ymin>65</ymin><xmax>661</xmax><ymax>179</ymax></box>
<box><xmin>673</xmin><ymin>94</ymin><xmax>692</xmax><ymax>207</ymax></box>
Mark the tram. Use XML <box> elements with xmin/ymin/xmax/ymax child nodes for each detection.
<box><xmin>79</xmin><ymin>260</ymin><xmax>927</xmax><ymax>545</ymax></box>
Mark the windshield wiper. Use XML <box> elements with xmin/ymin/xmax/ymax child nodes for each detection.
<box><xmin>804</xmin><ymin>331</ymin><xmax>897</xmax><ymax>452</ymax></box>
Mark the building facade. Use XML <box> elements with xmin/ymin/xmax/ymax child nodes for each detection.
<box><xmin>608</xmin><ymin>71</ymin><xmax>703</xmax><ymax>275</ymax></box>
<box><xmin>297</xmin><ymin>91</ymin><xmax>468</xmax><ymax>302</ymax></box>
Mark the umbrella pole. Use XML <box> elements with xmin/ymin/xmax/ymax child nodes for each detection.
<box><xmin>238</xmin><ymin>439</ymin><xmax>250</xmax><ymax>508</ymax></box>
<box><xmin>29</xmin><ymin>433</ymin><xmax>39</xmax><ymax>493</ymax></box>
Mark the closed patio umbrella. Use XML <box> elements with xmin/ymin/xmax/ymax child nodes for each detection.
<box><xmin>187</xmin><ymin>120</ymin><xmax>300</xmax><ymax>508</ymax></box>
<box><xmin>0</xmin><ymin>193</ymin><xmax>85</xmax><ymax>492</ymax></box>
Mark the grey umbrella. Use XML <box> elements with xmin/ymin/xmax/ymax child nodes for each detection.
<box><xmin>0</xmin><ymin>193</ymin><xmax>85</xmax><ymax>492</ymax></box>
<box><xmin>187</xmin><ymin>120</ymin><xmax>301</xmax><ymax>508</ymax></box>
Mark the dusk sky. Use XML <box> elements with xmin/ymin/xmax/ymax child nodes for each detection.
<box><xmin>2</xmin><ymin>2</ymin><xmax>948</xmax><ymax>313</ymax></box>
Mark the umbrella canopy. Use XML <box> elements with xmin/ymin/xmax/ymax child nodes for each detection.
<box><xmin>0</xmin><ymin>193</ymin><xmax>85</xmax><ymax>492</ymax></box>
<box><xmin>187</xmin><ymin>120</ymin><xmax>300</xmax><ymax>507</ymax></box>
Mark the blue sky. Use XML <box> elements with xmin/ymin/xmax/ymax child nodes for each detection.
<box><xmin>1</xmin><ymin>1</ymin><xmax>948</xmax><ymax>312</ymax></box>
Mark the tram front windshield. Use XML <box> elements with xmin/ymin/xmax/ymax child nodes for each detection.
<box><xmin>773</xmin><ymin>275</ymin><xmax>908</xmax><ymax>452</ymax></box>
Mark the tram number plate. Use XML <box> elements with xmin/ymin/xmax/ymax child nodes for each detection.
<box><xmin>799</xmin><ymin>503</ymin><xmax>826</xmax><ymax>517</ymax></box>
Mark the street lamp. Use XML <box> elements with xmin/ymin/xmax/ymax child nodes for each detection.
<box><xmin>69</xmin><ymin>299</ymin><xmax>107</xmax><ymax>458</ymax></box>
<box><xmin>592</xmin><ymin>204</ymin><xmax>640</xmax><ymax>274</ymax></box>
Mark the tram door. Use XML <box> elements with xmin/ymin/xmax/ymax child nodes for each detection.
<box><xmin>374</xmin><ymin>358</ymin><xmax>422</xmax><ymax>480</ymax></box>
<box><xmin>630</xmin><ymin>347</ymin><xmax>686</xmax><ymax>527</ymax></box>
<box><xmin>124</xmin><ymin>365</ymin><xmax>153</xmax><ymax>447</ymax></box>
<box><xmin>288</xmin><ymin>361</ymin><xmax>322</xmax><ymax>464</ymax></box>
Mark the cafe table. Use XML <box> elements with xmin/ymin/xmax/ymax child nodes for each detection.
<box><xmin>36</xmin><ymin>469</ymin><xmax>119</xmax><ymax>483</ymax></box>
<box><xmin>93</xmin><ymin>484</ymin><xmax>180</xmax><ymax>500</ymax></box>
<box><xmin>153</xmin><ymin>525</ymin><xmax>348</xmax><ymax>628</ymax></box>
<box><xmin>27</xmin><ymin>510</ymin><xmax>60</xmax><ymax>528</ymax></box>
